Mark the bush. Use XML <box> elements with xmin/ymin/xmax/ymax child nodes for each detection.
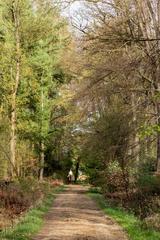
<box><xmin>144</xmin><ymin>214</ymin><xmax>160</xmax><ymax>231</ymax></box>
<box><xmin>105</xmin><ymin>162</ymin><xmax>129</xmax><ymax>193</ymax></box>
<box><xmin>0</xmin><ymin>178</ymin><xmax>53</xmax><ymax>230</ymax></box>
<box><xmin>138</xmin><ymin>156</ymin><xmax>157</xmax><ymax>173</ymax></box>
<box><xmin>137</xmin><ymin>174</ymin><xmax>160</xmax><ymax>194</ymax></box>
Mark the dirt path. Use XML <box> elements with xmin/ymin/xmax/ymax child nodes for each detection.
<box><xmin>32</xmin><ymin>185</ymin><xmax>128</xmax><ymax>240</ymax></box>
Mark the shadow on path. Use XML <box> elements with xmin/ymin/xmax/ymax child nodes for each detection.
<box><xmin>32</xmin><ymin>185</ymin><xmax>128</xmax><ymax>240</ymax></box>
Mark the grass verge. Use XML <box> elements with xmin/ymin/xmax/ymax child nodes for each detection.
<box><xmin>0</xmin><ymin>185</ymin><xmax>65</xmax><ymax>240</ymax></box>
<box><xmin>89</xmin><ymin>192</ymin><xmax>160</xmax><ymax>240</ymax></box>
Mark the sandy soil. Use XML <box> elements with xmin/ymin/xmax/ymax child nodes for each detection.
<box><xmin>32</xmin><ymin>185</ymin><xmax>128</xmax><ymax>240</ymax></box>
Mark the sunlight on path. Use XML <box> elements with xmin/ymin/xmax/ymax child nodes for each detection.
<box><xmin>32</xmin><ymin>185</ymin><xmax>128</xmax><ymax>240</ymax></box>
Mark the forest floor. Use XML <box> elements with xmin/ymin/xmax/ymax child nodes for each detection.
<box><xmin>32</xmin><ymin>185</ymin><xmax>128</xmax><ymax>240</ymax></box>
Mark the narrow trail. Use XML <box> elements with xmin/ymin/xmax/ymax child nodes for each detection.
<box><xmin>32</xmin><ymin>185</ymin><xmax>128</xmax><ymax>240</ymax></box>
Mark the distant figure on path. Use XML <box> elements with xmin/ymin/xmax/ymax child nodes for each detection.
<box><xmin>67</xmin><ymin>169</ymin><xmax>74</xmax><ymax>183</ymax></box>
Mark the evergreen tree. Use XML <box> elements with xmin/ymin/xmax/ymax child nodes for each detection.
<box><xmin>0</xmin><ymin>0</ymin><xmax>70</xmax><ymax>179</ymax></box>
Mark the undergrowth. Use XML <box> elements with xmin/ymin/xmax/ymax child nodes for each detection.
<box><xmin>0</xmin><ymin>185</ymin><xmax>65</xmax><ymax>240</ymax></box>
<box><xmin>89</xmin><ymin>192</ymin><xmax>160</xmax><ymax>240</ymax></box>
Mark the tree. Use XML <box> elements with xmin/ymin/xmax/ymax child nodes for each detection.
<box><xmin>0</xmin><ymin>0</ymin><xmax>71</xmax><ymax>179</ymax></box>
<box><xmin>70</xmin><ymin>0</ymin><xmax>160</xmax><ymax>173</ymax></box>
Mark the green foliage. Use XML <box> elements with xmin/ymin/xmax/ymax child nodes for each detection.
<box><xmin>138</xmin><ymin>156</ymin><xmax>157</xmax><ymax>174</ymax></box>
<box><xmin>82</xmin><ymin>104</ymin><xmax>132</xmax><ymax>191</ymax></box>
<box><xmin>140</xmin><ymin>124</ymin><xmax>160</xmax><ymax>138</ymax></box>
<box><xmin>136</xmin><ymin>156</ymin><xmax>160</xmax><ymax>194</ymax></box>
<box><xmin>137</xmin><ymin>174</ymin><xmax>160</xmax><ymax>194</ymax></box>
<box><xmin>0</xmin><ymin>0</ymin><xmax>71</xmax><ymax>178</ymax></box>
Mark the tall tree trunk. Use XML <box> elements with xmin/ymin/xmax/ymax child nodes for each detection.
<box><xmin>131</xmin><ymin>92</ymin><xmax>140</xmax><ymax>165</ymax></box>
<box><xmin>74</xmin><ymin>158</ymin><xmax>80</xmax><ymax>183</ymax></box>
<box><xmin>39</xmin><ymin>78</ymin><xmax>44</xmax><ymax>180</ymax></box>
<box><xmin>156</xmin><ymin>87</ymin><xmax>160</xmax><ymax>173</ymax></box>
<box><xmin>39</xmin><ymin>142</ymin><xmax>45</xmax><ymax>181</ymax></box>
<box><xmin>155</xmin><ymin>0</ymin><xmax>160</xmax><ymax>174</ymax></box>
<box><xmin>154</xmin><ymin>74</ymin><xmax>160</xmax><ymax>174</ymax></box>
<box><xmin>10</xmin><ymin>1</ymin><xmax>20</xmax><ymax>178</ymax></box>
<box><xmin>138</xmin><ymin>0</ymin><xmax>160</xmax><ymax>173</ymax></box>
<box><xmin>10</xmin><ymin>97</ymin><xmax>16</xmax><ymax>177</ymax></box>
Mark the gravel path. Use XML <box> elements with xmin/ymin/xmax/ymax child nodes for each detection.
<box><xmin>32</xmin><ymin>185</ymin><xmax>128</xmax><ymax>240</ymax></box>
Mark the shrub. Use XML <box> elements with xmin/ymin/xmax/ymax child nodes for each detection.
<box><xmin>105</xmin><ymin>161</ymin><xmax>129</xmax><ymax>194</ymax></box>
<box><xmin>0</xmin><ymin>178</ymin><xmax>52</xmax><ymax>224</ymax></box>
<box><xmin>138</xmin><ymin>156</ymin><xmax>157</xmax><ymax>174</ymax></box>
<box><xmin>144</xmin><ymin>213</ymin><xmax>160</xmax><ymax>231</ymax></box>
<box><xmin>137</xmin><ymin>174</ymin><xmax>160</xmax><ymax>194</ymax></box>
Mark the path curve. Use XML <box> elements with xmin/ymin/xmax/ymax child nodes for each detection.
<box><xmin>32</xmin><ymin>185</ymin><xmax>128</xmax><ymax>240</ymax></box>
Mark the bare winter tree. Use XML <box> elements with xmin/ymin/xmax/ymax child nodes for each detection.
<box><xmin>70</xmin><ymin>0</ymin><xmax>160</xmax><ymax>173</ymax></box>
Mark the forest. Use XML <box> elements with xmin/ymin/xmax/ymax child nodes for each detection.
<box><xmin>0</xmin><ymin>0</ymin><xmax>160</xmax><ymax>239</ymax></box>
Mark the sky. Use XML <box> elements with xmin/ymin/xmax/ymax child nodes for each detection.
<box><xmin>62</xmin><ymin>1</ymin><xmax>84</xmax><ymax>18</ymax></box>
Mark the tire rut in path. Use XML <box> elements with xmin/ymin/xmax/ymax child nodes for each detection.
<box><xmin>32</xmin><ymin>185</ymin><xmax>128</xmax><ymax>240</ymax></box>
